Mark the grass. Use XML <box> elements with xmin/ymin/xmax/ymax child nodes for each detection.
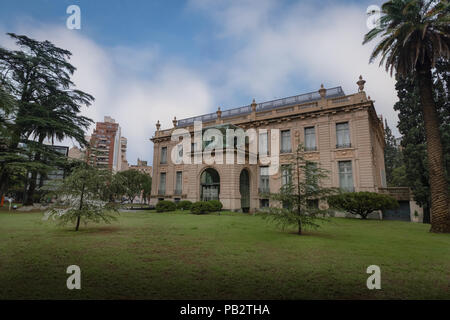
<box><xmin>0</xmin><ymin>208</ymin><xmax>449</xmax><ymax>300</ymax></box>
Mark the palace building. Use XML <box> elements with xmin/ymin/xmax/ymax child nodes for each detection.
<box><xmin>149</xmin><ymin>77</ymin><xmax>422</xmax><ymax>221</ymax></box>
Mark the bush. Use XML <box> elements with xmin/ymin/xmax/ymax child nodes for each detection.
<box><xmin>177</xmin><ymin>200</ymin><xmax>192</xmax><ymax>210</ymax></box>
<box><xmin>328</xmin><ymin>191</ymin><xmax>398</xmax><ymax>219</ymax></box>
<box><xmin>208</xmin><ymin>200</ymin><xmax>223</xmax><ymax>212</ymax></box>
<box><xmin>190</xmin><ymin>201</ymin><xmax>213</xmax><ymax>215</ymax></box>
<box><xmin>156</xmin><ymin>200</ymin><xmax>176</xmax><ymax>212</ymax></box>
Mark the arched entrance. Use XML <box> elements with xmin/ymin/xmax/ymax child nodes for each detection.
<box><xmin>200</xmin><ymin>168</ymin><xmax>220</xmax><ymax>201</ymax></box>
<box><xmin>240</xmin><ymin>169</ymin><xmax>250</xmax><ymax>213</ymax></box>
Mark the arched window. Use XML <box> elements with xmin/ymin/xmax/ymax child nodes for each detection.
<box><xmin>200</xmin><ymin>168</ymin><xmax>220</xmax><ymax>201</ymax></box>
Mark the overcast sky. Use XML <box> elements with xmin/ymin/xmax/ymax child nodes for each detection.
<box><xmin>0</xmin><ymin>0</ymin><xmax>399</xmax><ymax>166</ymax></box>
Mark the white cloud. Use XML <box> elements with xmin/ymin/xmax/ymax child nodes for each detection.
<box><xmin>190</xmin><ymin>0</ymin><xmax>399</xmax><ymax>134</ymax></box>
<box><xmin>0</xmin><ymin>24</ymin><xmax>212</xmax><ymax>164</ymax></box>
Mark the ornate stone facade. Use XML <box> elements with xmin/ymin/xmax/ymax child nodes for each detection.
<box><xmin>150</xmin><ymin>78</ymin><xmax>389</xmax><ymax>213</ymax></box>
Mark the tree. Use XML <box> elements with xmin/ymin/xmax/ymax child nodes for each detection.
<box><xmin>258</xmin><ymin>144</ymin><xmax>337</xmax><ymax>235</ymax></box>
<box><xmin>394</xmin><ymin>60</ymin><xmax>450</xmax><ymax>223</ymax></box>
<box><xmin>116</xmin><ymin>169</ymin><xmax>148</xmax><ymax>204</ymax></box>
<box><xmin>363</xmin><ymin>0</ymin><xmax>450</xmax><ymax>233</ymax></box>
<box><xmin>142</xmin><ymin>174</ymin><xmax>152</xmax><ymax>205</ymax></box>
<box><xmin>44</xmin><ymin>165</ymin><xmax>118</xmax><ymax>231</ymax></box>
<box><xmin>0</xmin><ymin>33</ymin><xmax>94</xmax><ymax>205</ymax></box>
<box><xmin>384</xmin><ymin>119</ymin><xmax>403</xmax><ymax>186</ymax></box>
<box><xmin>328</xmin><ymin>192</ymin><xmax>399</xmax><ymax>219</ymax></box>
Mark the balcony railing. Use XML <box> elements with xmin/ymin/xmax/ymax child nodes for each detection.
<box><xmin>336</xmin><ymin>143</ymin><xmax>352</xmax><ymax>149</ymax></box>
<box><xmin>177</xmin><ymin>86</ymin><xmax>345</xmax><ymax>127</ymax></box>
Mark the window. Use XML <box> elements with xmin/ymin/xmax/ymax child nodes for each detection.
<box><xmin>338</xmin><ymin>161</ymin><xmax>354</xmax><ymax>192</ymax></box>
<box><xmin>160</xmin><ymin>147</ymin><xmax>167</xmax><ymax>164</ymax></box>
<box><xmin>175</xmin><ymin>171</ymin><xmax>182</xmax><ymax>195</ymax></box>
<box><xmin>281</xmin><ymin>165</ymin><xmax>292</xmax><ymax>187</ymax></box>
<box><xmin>259</xmin><ymin>166</ymin><xmax>270</xmax><ymax>193</ymax></box>
<box><xmin>336</xmin><ymin>122</ymin><xmax>351</xmax><ymax>148</ymax></box>
<box><xmin>158</xmin><ymin>172</ymin><xmax>166</xmax><ymax>195</ymax></box>
<box><xmin>260</xmin><ymin>199</ymin><xmax>269</xmax><ymax>208</ymax></box>
<box><xmin>259</xmin><ymin>131</ymin><xmax>268</xmax><ymax>155</ymax></box>
<box><xmin>304</xmin><ymin>127</ymin><xmax>316</xmax><ymax>151</ymax></box>
<box><xmin>281</xmin><ymin>130</ymin><xmax>291</xmax><ymax>153</ymax></box>
<box><xmin>307</xmin><ymin>199</ymin><xmax>319</xmax><ymax>209</ymax></box>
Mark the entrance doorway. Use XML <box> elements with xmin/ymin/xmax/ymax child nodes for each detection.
<box><xmin>240</xmin><ymin>169</ymin><xmax>250</xmax><ymax>212</ymax></box>
<box><xmin>200</xmin><ymin>168</ymin><xmax>220</xmax><ymax>201</ymax></box>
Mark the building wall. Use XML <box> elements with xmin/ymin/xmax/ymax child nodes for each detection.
<box><xmin>150</xmin><ymin>86</ymin><xmax>386</xmax><ymax>212</ymax></box>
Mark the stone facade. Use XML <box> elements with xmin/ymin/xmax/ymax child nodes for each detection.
<box><xmin>150</xmin><ymin>79</ymin><xmax>389</xmax><ymax>213</ymax></box>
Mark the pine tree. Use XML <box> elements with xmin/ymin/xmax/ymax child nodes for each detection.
<box><xmin>258</xmin><ymin>144</ymin><xmax>337</xmax><ymax>235</ymax></box>
<box><xmin>384</xmin><ymin>119</ymin><xmax>403</xmax><ymax>186</ymax></box>
<box><xmin>0</xmin><ymin>33</ymin><xmax>94</xmax><ymax>205</ymax></box>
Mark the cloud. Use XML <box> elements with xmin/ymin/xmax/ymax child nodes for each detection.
<box><xmin>0</xmin><ymin>24</ymin><xmax>212</xmax><ymax>164</ymax></box>
<box><xmin>190</xmin><ymin>0</ymin><xmax>399</xmax><ymax>134</ymax></box>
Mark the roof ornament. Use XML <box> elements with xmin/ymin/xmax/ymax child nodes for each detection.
<box><xmin>318</xmin><ymin>84</ymin><xmax>326</xmax><ymax>98</ymax></box>
<box><xmin>172</xmin><ymin>116</ymin><xmax>177</xmax><ymax>128</ymax></box>
<box><xmin>357</xmin><ymin>75</ymin><xmax>366</xmax><ymax>92</ymax></box>
<box><xmin>156</xmin><ymin>120</ymin><xmax>161</xmax><ymax>131</ymax></box>
<box><xmin>216</xmin><ymin>106</ymin><xmax>222</xmax><ymax>119</ymax></box>
<box><xmin>251</xmin><ymin>98</ymin><xmax>257</xmax><ymax>112</ymax></box>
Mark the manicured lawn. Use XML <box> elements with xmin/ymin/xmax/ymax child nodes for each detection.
<box><xmin>0</xmin><ymin>209</ymin><xmax>449</xmax><ymax>299</ymax></box>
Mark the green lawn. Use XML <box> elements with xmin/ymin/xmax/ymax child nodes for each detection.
<box><xmin>0</xmin><ymin>209</ymin><xmax>449</xmax><ymax>299</ymax></box>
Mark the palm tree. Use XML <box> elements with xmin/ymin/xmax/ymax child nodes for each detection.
<box><xmin>363</xmin><ymin>0</ymin><xmax>450</xmax><ymax>233</ymax></box>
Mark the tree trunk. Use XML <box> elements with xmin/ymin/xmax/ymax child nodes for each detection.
<box><xmin>416</xmin><ymin>63</ymin><xmax>450</xmax><ymax>233</ymax></box>
<box><xmin>24</xmin><ymin>136</ymin><xmax>45</xmax><ymax>206</ymax></box>
<box><xmin>76</xmin><ymin>182</ymin><xmax>85</xmax><ymax>231</ymax></box>
<box><xmin>298</xmin><ymin>221</ymin><xmax>302</xmax><ymax>235</ymax></box>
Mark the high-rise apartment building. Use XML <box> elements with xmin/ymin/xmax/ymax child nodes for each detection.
<box><xmin>87</xmin><ymin>116</ymin><xmax>128</xmax><ymax>172</ymax></box>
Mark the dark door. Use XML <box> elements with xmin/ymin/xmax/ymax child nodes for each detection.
<box><xmin>240</xmin><ymin>169</ymin><xmax>250</xmax><ymax>212</ymax></box>
<box><xmin>383</xmin><ymin>201</ymin><xmax>411</xmax><ymax>221</ymax></box>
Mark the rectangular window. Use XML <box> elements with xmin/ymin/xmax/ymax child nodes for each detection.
<box><xmin>175</xmin><ymin>171</ymin><xmax>182</xmax><ymax>195</ymax></box>
<box><xmin>260</xmin><ymin>199</ymin><xmax>269</xmax><ymax>208</ymax></box>
<box><xmin>259</xmin><ymin>166</ymin><xmax>270</xmax><ymax>193</ymax></box>
<box><xmin>304</xmin><ymin>127</ymin><xmax>316</xmax><ymax>151</ymax></box>
<box><xmin>336</xmin><ymin>122</ymin><xmax>351</xmax><ymax>148</ymax></box>
<box><xmin>259</xmin><ymin>131</ymin><xmax>268</xmax><ymax>156</ymax></box>
<box><xmin>338</xmin><ymin>161</ymin><xmax>354</xmax><ymax>192</ymax></box>
<box><xmin>160</xmin><ymin>147</ymin><xmax>167</xmax><ymax>164</ymax></box>
<box><xmin>281</xmin><ymin>130</ymin><xmax>291</xmax><ymax>153</ymax></box>
<box><xmin>158</xmin><ymin>172</ymin><xmax>166</xmax><ymax>195</ymax></box>
<box><xmin>281</xmin><ymin>165</ymin><xmax>292</xmax><ymax>187</ymax></box>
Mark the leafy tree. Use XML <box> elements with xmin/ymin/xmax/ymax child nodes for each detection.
<box><xmin>384</xmin><ymin>119</ymin><xmax>403</xmax><ymax>186</ymax></box>
<box><xmin>363</xmin><ymin>0</ymin><xmax>450</xmax><ymax>233</ymax></box>
<box><xmin>0</xmin><ymin>33</ymin><xmax>94</xmax><ymax>205</ymax></box>
<box><xmin>258</xmin><ymin>144</ymin><xmax>337</xmax><ymax>235</ymax></box>
<box><xmin>328</xmin><ymin>192</ymin><xmax>399</xmax><ymax>219</ymax></box>
<box><xmin>141</xmin><ymin>174</ymin><xmax>152</xmax><ymax>204</ymax></box>
<box><xmin>394</xmin><ymin>60</ymin><xmax>450</xmax><ymax>223</ymax></box>
<box><xmin>44</xmin><ymin>166</ymin><xmax>118</xmax><ymax>231</ymax></box>
<box><xmin>116</xmin><ymin>169</ymin><xmax>148</xmax><ymax>204</ymax></box>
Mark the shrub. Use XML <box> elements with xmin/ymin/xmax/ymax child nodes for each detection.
<box><xmin>177</xmin><ymin>200</ymin><xmax>193</xmax><ymax>210</ymax></box>
<box><xmin>190</xmin><ymin>201</ymin><xmax>213</xmax><ymax>215</ymax></box>
<box><xmin>156</xmin><ymin>200</ymin><xmax>176</xmax><ymax>212</ymax></box>
<box><xmin>328</xmin><ymin>192</ymin><xmax>398</xmax><ymax>219</ymax></box>
<box><xmin>208</xmin><ymin>200</ymin><xmax>223</xmax><ymax>212</ymax></box>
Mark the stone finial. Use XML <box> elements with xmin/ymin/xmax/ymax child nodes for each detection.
<box><xmin>251</xmin><ymin>98</ymin><xmax>257</xmax><ymax>112</ymax></box>
<box><xmin>216</xmin><ymin>106</ymin><xmax>222</xmax><ymax>119</ymax></box>
<box><xmin>172</xmin><ymin>116</ymin><xmax>177</xmax><ymax>127</ymax></box>
<box><xmin>357</xmin><ymin>75</ymin><xmax>366</xmax><ymax>92</ymax></box>
<box><xmin>156</xmin><ymin>120</ymin><xmax>161</xmax><ymax>131</ymax></box>
<box><xmin>318</xmin><ymin>84</ymin><xmax>326</xmax><ymax>98</ymax></box>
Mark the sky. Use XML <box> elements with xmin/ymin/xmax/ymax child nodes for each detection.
<box><xmin>0</xmin><ymin>0</ymin><xmax>399</xmax><ymax>166</ymax></box>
